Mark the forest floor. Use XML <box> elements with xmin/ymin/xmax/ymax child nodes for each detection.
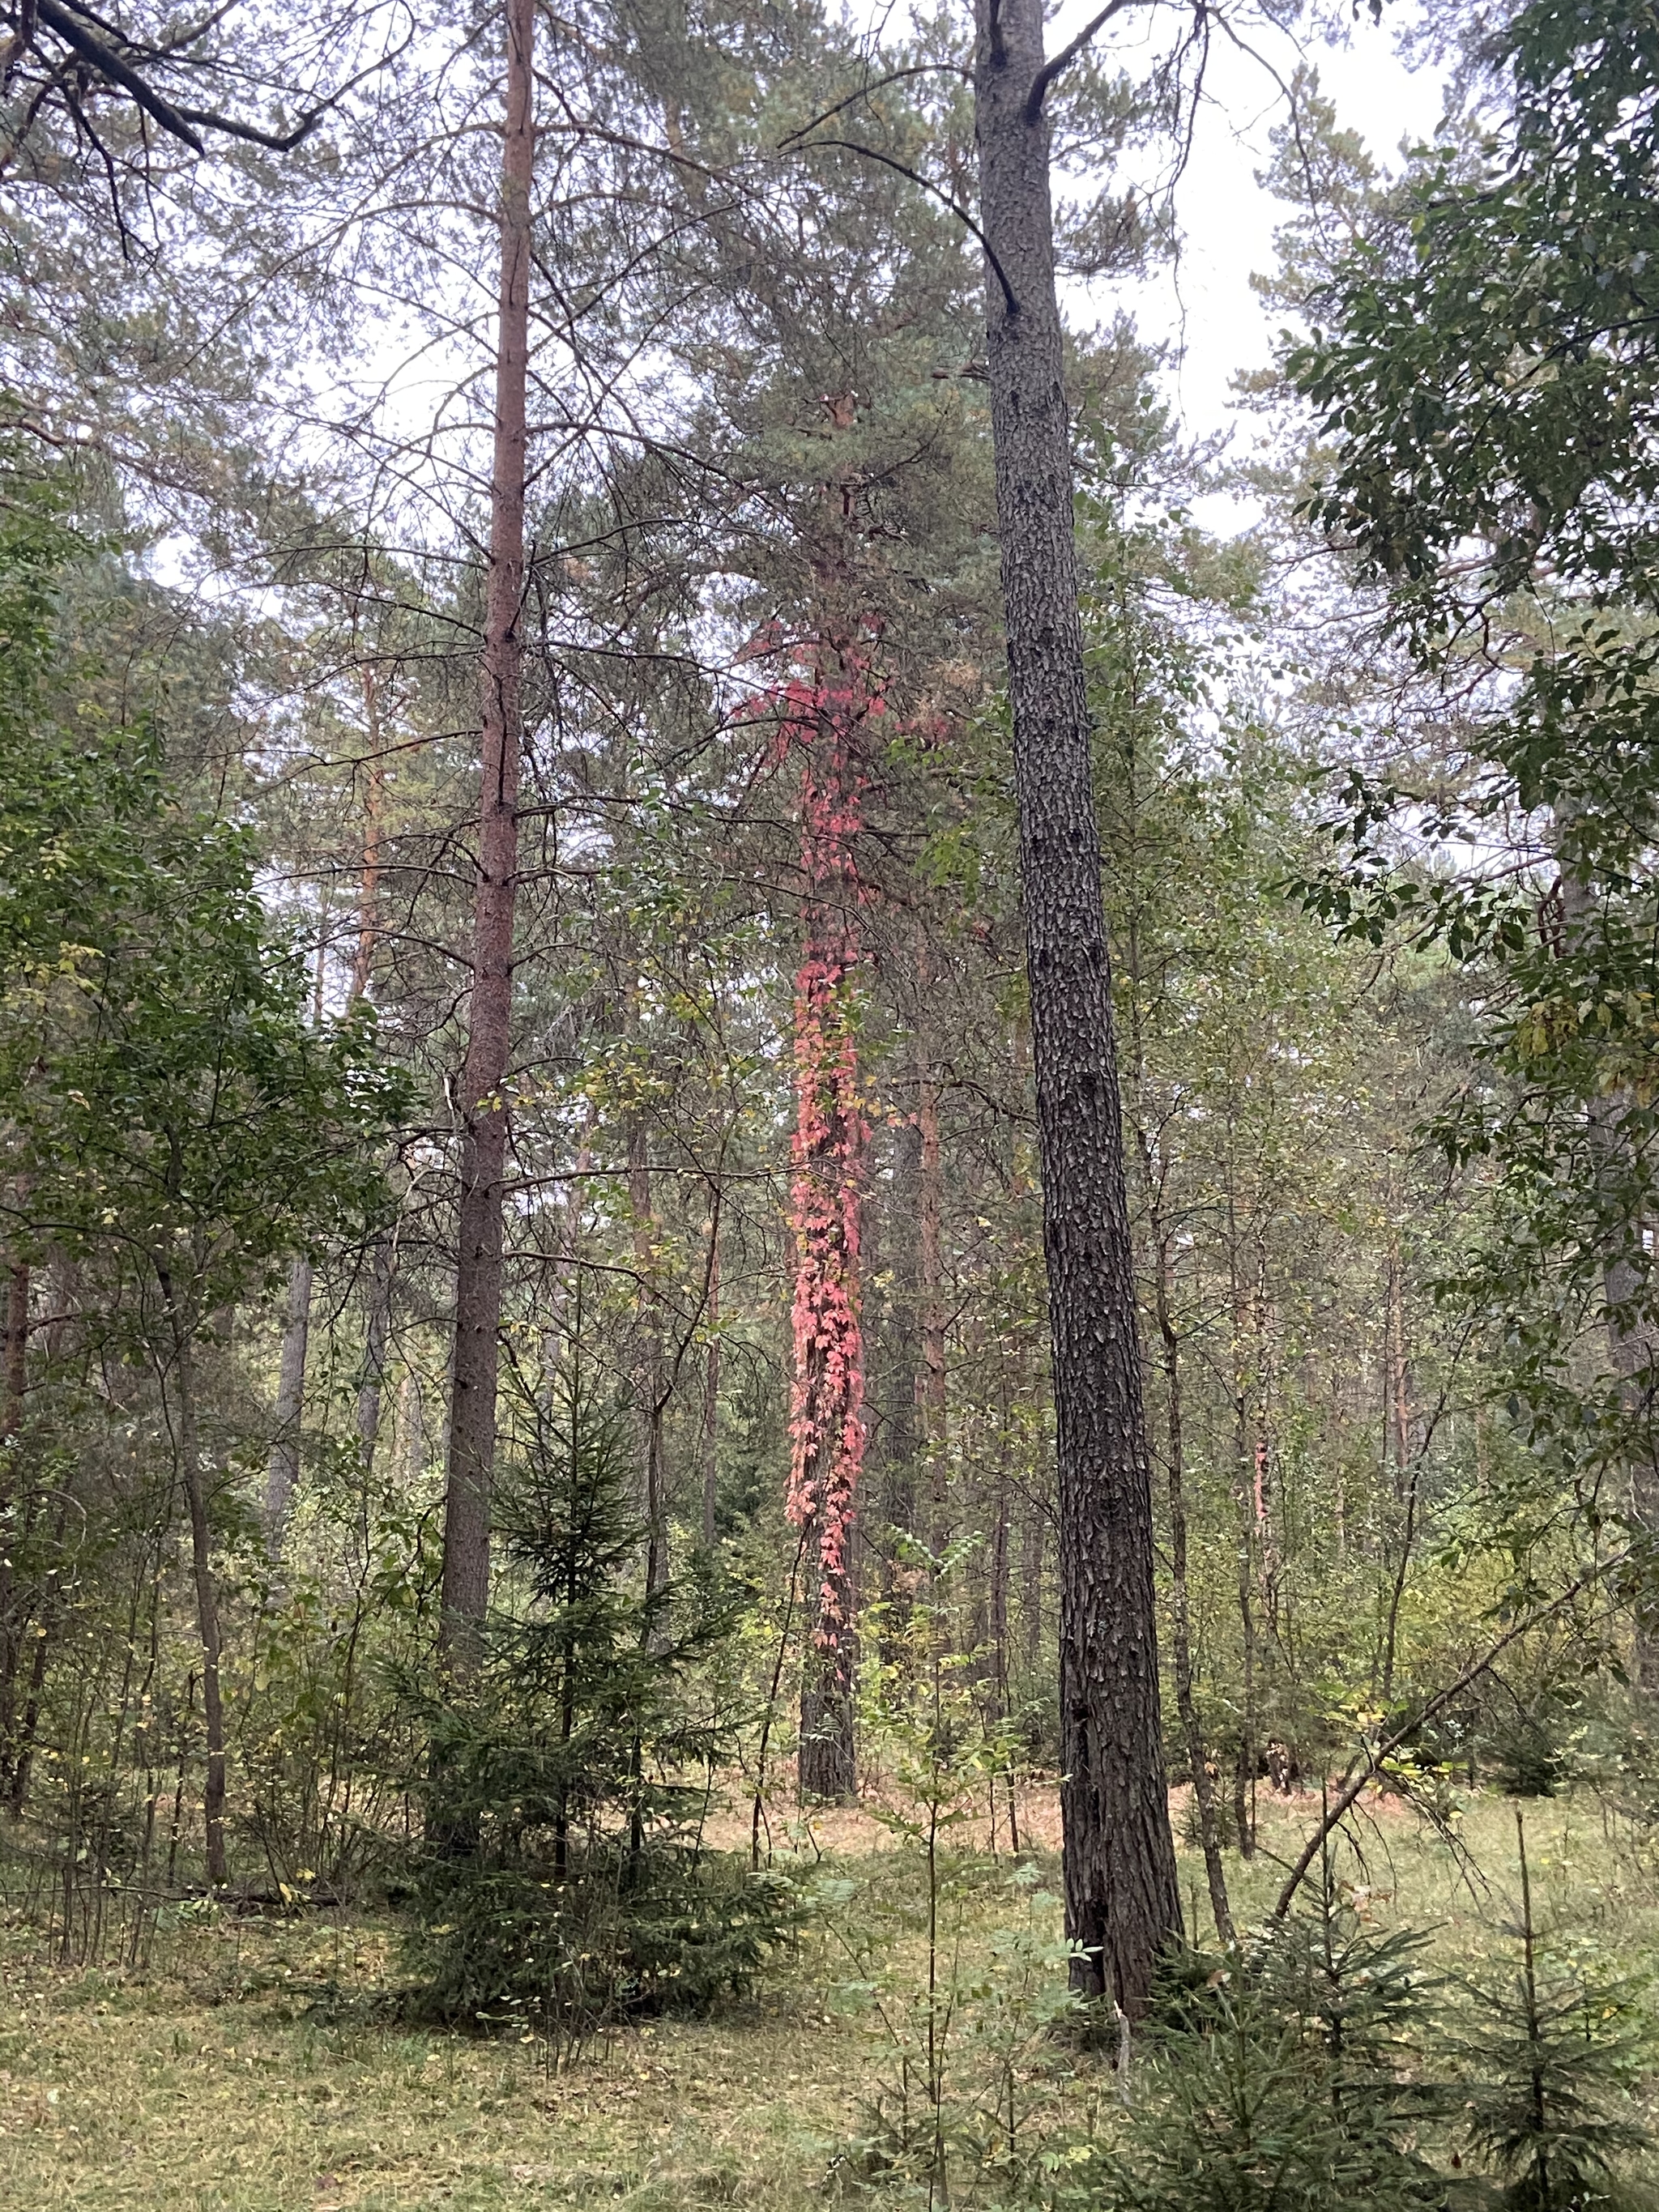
<box><xmin>0</xmin><ymin>1784</ymin><xmax>1654</xmax><ymax>2210</ymax></box>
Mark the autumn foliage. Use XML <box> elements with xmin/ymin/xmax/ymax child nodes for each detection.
<box><xmin>775</xmin><ymin>642</ymin><xmax>878</xmax><ymax>1664</ymax></box>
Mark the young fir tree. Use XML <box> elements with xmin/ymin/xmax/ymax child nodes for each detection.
<box><xmin>1449</xmin><ymin>1813</ymin><xmax>1653</xmax><ymax>2212</ymax></box>
<box><xmin>410</xmin><ymin>1305</ymin><xmax>789</xmax><ymax>2031</ymax></box>
<box><xmin>1112</xmin><ymin>1854</ymin><xmax>1449</xmax><ymax>2212</ymax></box>
<box><xmin>1256</xmin><ymin>1849</ymin><xmax>1448</xmax><ymax>2182</ymax></box>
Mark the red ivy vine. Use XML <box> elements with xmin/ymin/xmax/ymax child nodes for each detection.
<box><xmin>774</xmin><ymin>642</ymin><xmax>878</xmax><ymax>1660</ymax></box>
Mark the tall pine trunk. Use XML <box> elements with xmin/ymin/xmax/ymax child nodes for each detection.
<box><xmin>787</xmin><ymin>636</ymin><xmax>868</xmax><ymax>1808</ymax></box>
<box><xmin>972</xmin><ymin>0</ymin><xmax>1181</xmax><ymax>2014</ymax></box>
<box><xmin>440</xmin><ymin>0</ymin><xmax>534</xmax><ymax>1673</ymax></box>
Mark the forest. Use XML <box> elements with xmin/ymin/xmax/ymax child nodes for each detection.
<box><xmin>6</xmin><ymin>0</ymin><xmax>1659</xmax><ymax>2204</ymax></box>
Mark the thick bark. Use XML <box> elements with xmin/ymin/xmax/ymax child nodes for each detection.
<box><xmin>799</xmin><ymin>1609</ymin><xmax>858</xmax><ymax>1801</ymax></box>
<box><xmin>440</xmin><ymin>0</ymin><xmax>534</xmax><ymax>1674</ymax></box>
<box><xmin>786</xmin><ymin>607</ymin><xmax>868</xmax><ymax>1809</ymax></box>
<box><xmin>972</xmin><ymin>0</ymin><xmax>1181</xmax><ymax>2012</ymax></box>
<box><xmin>2</xmin><ymin>1262</ymin><xmax>23</xmax><ymax>1439</ymax></box>
<box><xmin>265</xmin><ymin>1256</ymin><xmax>312</xmax><ymax>1543</ymax></box>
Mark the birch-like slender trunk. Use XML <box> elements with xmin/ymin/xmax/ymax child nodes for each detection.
<box><xmin>701</xmin><ymin>1237</ymin><xmax>720</xmax><ymax>1549</ymax></box>
<box><xmin>1151</xmin><ymin>1227</ymin><xmax>1235</xmax><ymax>1944</ymax></box>
<box><xmin>919</xmin><ymin>1062</ymin><xmax>948</xmax><ymax>1541</ymax></box>
<box><xmin>158</xmin><ymin>1270</ymin><xmax>227</xmax><ymax>1886</ymax></box>
<box><xmin>972</xmin><ymin>0</ymin><xmax>1181</xmax><ymax>2012</ymax></box>
<box><xmin>439</xmin><ymin>0</ymin><xmax>534</xmax><ymax>1673</ymax></box>
<box><xmin>0</xmin><ymin>1259</ymin><xmax>28</xmax><ymax>1781</ymax></box>
<box><xmin>265</xmin><ymin>1257</ymin><xmax>312</xmax><ymax>1541</ymax></box>
<box><xmin>628</xmin><ymin>1120</ymin><xmax>669</xmax><ymax>1617</ymax></box>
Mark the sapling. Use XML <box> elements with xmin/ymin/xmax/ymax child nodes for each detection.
<box><xmin>1450</xmin><ymin>1809</ymin><xmax>1652</xmax><ymax>2211</ymax></box>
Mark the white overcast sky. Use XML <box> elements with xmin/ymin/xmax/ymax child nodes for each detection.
<box><xmin>1062</xmin><ymin>1</ymin><xmax>1450</xmax><ymax>447</ymax></box>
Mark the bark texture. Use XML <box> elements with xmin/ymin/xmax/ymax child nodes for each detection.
<box><xmin>972</xmin><ymin>0</ymin><xmax>1181</xmax><ymax>2013</ymax></box>
<box><xmin>439</xmin><ymin>0</ymin><xmax>534</xmax><ymax>1674</ymax></box>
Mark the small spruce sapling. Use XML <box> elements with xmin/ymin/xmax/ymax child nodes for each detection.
<box><xmin>1256</xmin><ymin>1837</ymin><xmax>1448</xmax><ymax>2169</ymax></box>
<box><xmin>1450</xmin><ymin>1809</ymin><xmax>1652</xmax><ymax>2211</ymax></box>
<box><xmin>407</xmin><ymin>1310</ymin><xmax>791</xmax><ymax>2033</ymax></box>
<box><xmin>1110</xmin><ymin>1845</ymin><xmax>1449</xmax><ymax>2211</ymax></box>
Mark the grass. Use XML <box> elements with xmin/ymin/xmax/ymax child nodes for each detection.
<box><xmin>1</xmin><ymin>1787</ymin><xmax>1657</xmax><ymax>2209</ymax></box>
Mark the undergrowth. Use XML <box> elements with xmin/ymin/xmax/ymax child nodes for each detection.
<box><xmin>0</xmin><ymin>1792</ymin><xmax>1657</xmax><ymax>2210</ymax></box>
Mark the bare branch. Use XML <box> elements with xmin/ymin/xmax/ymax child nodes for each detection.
<box><xmin>775</xmin><ymin>62</ymin><xmax>968</xmax><ymax>154</ymax></box>
<box><xmin>35</xmin><ymin>0</ymin><xmax>205</xmax><ymax>151</ymax></box>
<box><xmin>1271</xmin><ymin>1549</ymin><xmax>1631</xmax><ymax>1920</ymax></box>
<box><xmin>1025</xmin><ymin>0</ymin><xmax>1138</xmax><ymax>122</ymax></box>
<box><xmin>791</xmin><ymin>134</ymin><xmax>1018</xmax><ymax>316</ymax></box>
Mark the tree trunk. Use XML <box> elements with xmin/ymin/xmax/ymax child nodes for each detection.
<box><xmin>440</xmin><ymin>0</ymin><xmax>534</xmax><ymax>1675</ymax></box>
<box><xmin>918</xmin><ymin>1062</ymin><xmax>949</xmax><ymax>1547</ymax></box>
<box><xmin>972</xmin><ymin>0</ymin><xmax>1181</xmax><ymax>2014</ymax></box>
<box><xmin>353</xmin><ymin>688</ymin><xmax>394</xmax><ymax>1481</ymax></box>
<box><xmin>350</xmin><ymin>670</ymin><xmax>386</xmax><ymax>1004</ymax></box>
<box><xmin>356</xmin><ymin>1238</ymin><xmax>394</xmax><ymax>1476</ymax></box>
<box><xmin>784</xmin><ymin>597</ymin><xmax>869</xmax><ymax>1809</ymax></box>
<box><xmin>701</xmin><ymin>1235</ymin><xmax>720</xmax><ymax>1548</ymax></box>
<box><xmin>1385</xmin><ymin>1240</ymin><xmax>1411</xmax><ymax>1498</ymax></box>
<box><xmin>627</xmin><ymin>1119</ymin><xmax>670</xmax><ymax>1619</ymax></box>
<box><xmin>160</xmin><ymin>1280</ymin><xmax>228</xmax><ymax>1887</ymax></box>
<box><xmin>266</xmin><ymin>1256</ymin><xmax>312</xmax><ymax>1544</ymax></box>
<box><xmin>1152</xmin><ymin>1228</ymin><xmax>1234</xmax><ymax>1945</ymax></box>
<box><xmin>0</xmin><ymin>1259</ymin><xmax>28</xmax><ymax>1784</ymax></box>
<box><xmin>2</xmin><ymin>1261</ymin><xmax>23</xmax><ymax>1443</ymax></box>
<box><xmin>880</xmin><ymin>1115</ymin><xmax>923</xmax><ymax>1651</ymax></box>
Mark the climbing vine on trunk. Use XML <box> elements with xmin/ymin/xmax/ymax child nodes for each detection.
<box><xmin>775</xmin><ymin>641</ymin><xmax>876</xmax><ymax>1801</ymax></box>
